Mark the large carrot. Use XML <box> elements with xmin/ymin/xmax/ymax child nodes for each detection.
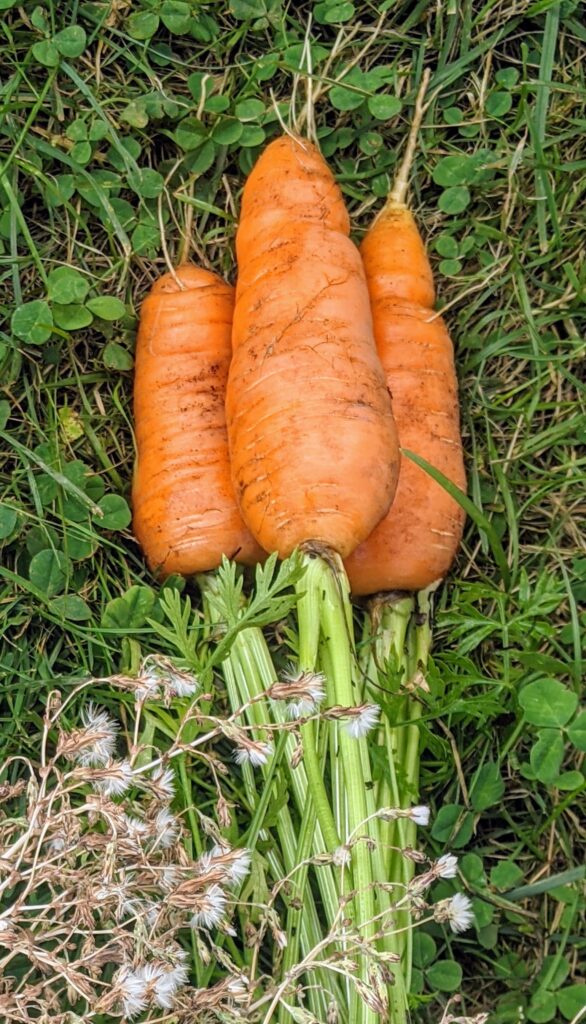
<box><xmin>227</xmin><ymin>134</ymin><xmax>402</xmax><ymax>1024</ymax></box>
<box><xmin>345</xmin><ymin>72</ymin><xmax>466</xmax><ymax>595</ymax></box>
<box><xmin>132</xmin><ymin>264</ymin><xmax>262</xmax><ymax>577</ymax></box>
<box><xmin>226</xmin><ymin>134</ymin><xmax>400</xmax><ymax>560</ymax></box>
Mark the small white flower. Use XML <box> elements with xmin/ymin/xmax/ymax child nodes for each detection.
<box><xmin>92</xmin><ymin>759</ymin><xmax>134</xmax><ymax>797</ymax></box>
<box><xmin>378</xmin><ymin>805</ymin><xmax>430</xmax><ymax>826</ymax></box>
<box><xmin>344</xmin><ymin>704</ymin><xmax>380</xmax><ymax>739</ymax></box>
<box><xmin>48</xmin><ymin>836</ymin><xmax>66</xmax><ymax>853</ymax></box>
<box><xmin>233</xmin><ymin>740</ymin><xmax>273</xmax><ymax>767</ymax></box>
<box><xmin>190</xmin><ymin>884</ymin><xmax>226</xmax><ymax>929</ymax></box>
<box><xmin>435</xmin><ymin>892</ymin><xmax>475</xmax><ymax>934</ymax></box>
<box><xmin>447</xmin><ymin>892</ymin><xmax>475</xmax><ymax>933</ymax></box>
<box><xmin>152</xmin><ymin>806</ymin><xmax>180</xmax><ymax>849</ymax></box>
<box><xmin>408</xmin><ymin>805</ymin><xmax>431</xmax><ymax>827</ymax></box>
<box><xmin>436</xmin><ymin>853</ymin><xmax>458</xmax><ymax>879</ymax></box>
<box><xmin>332</xmin><ymin>845</ymin><xmax>351</xmax><ymax>868</ymax></box>
<box><xmin>77</xmin><ymin>704</ymin><xmax>118</xmax><ymax>766</ymax></box>
<box><xmin>117</xmin><ymin>965</ymin><xmax>148</xmax><ymax>1019</ymax></box>
<box><xmin>0</xmin><ymin>919</ymin><xmax>10</xmax><ymax>933</ymax></box>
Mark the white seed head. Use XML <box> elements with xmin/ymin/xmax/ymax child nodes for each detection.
<box><xmin>122</xmin><ymin>814</ymin><xmax>150</xmax><ymax>846</ymax></box>
<box><xmin>197</xmin><ymin>845</ymin><xmax>252</xmax><ymax>886</ymax></box>
<box><xmin>167</xmin><ymin>668</ymin><xmax>199</xmax><ymax>698</ymax></box>
<box><xmin>76</xmin><ymin>704</ymin><xmax>118</xmax><ymax>766</ymax></box>
<box><xmin>273</xmin><ymin>927</ymin><xmax>288</xmax><ymax>949</ymax></box>
<box><xmin>137</xmin><ymin>655</ymin><xmax>198</xmax><ymax>702</ymax></box>
<box><xmin>117</xmin><ymin>965</ymin><xmax>148</xmax><ymax>1019</ymax></box>
<box><xmin>436</xmin><ymin>853</ymin><xmax>459</xmax><ymax>879</ymax></box>
<box><xmin>149</xmin><ymin>765</ymin><xmax>176</xmax><ymax>801</ymax></box>
<box><xmin>408</xmin><ymin>805</ymin><xmax>431</xmax><ymax>827</ymax></box>
<box><xmin>196</xmin><ymin>845</ymin><xmax>220</xmax><ymax>876</ymax></box>
<box><xmin>233</xmin><ymin>740</ymin><xmax>273</xmax><ymax>767</ymax></box>
<box><xmin>434</xmin><ymin>892</ymin><xmax>475</xmax><ymax>933</ymax></box>
<box><xmin>228</xmin><ymin>848</ymin><xmax>252</xmax><ymax>886</ymax></box>
<box><xmin>344</xmin><ymin>704</ymin><xmax>380</xmax><ymax>739</ymax></box>
<box><xmin>91</xmin><ymin>759</ymin><xmax>134</xmax><ymax>797</ymax></box>
<box><xmin>142</xmin><ymin>961</ymin><xmax>185</xmax><ymax>1009</ymax></box>
<box><xmin>189</xmin><ymin>884</ymin><xmax>226</xmax><ymax>929</ymax></box>
<box><xmin>226</xmin><ymin>974</ymin><xmax>249</xmax><ymax>1000</ymax></box>
<box><xmin>153</xmin><ymin>806</ymin><xmax>180</xmax><ymax>849</ymax></box>
<box><xmin>135</xmin><ymin>669</ymin><xmax>162</xmax><ymax>703</ymax></box>
<box><xmin>153</xmin><ymin>973</ymin><xmax>177</xmax><ymax>1009</ymax></box>
<box><xmin>95</xmin><ymin>877</ymin><xmax>132</xmax><ymax>906</ymax></box>
<box><xmin>332</xmin><ymin>845</ymin><xmax>351</xmax><ymax>868</ymax></box>
<box><xmin>287</xmin><ymin>696</ymin><xmax>319</xmax><ymax>719</ymax></box>
<box><xmin>137</xmin><ymin>962</ymin><xmax>176</xmax><ymax>1008</ymax></box>
<box><xmin>277</xmin><ymin>669</ymin><xmax>327</xmax><ymax>719</ymax></box>
<box><xmin>163</xmin><ymin>947</ymin><xmax>190</xmax><ymax>990</ymax></box>
<box><xmin>159</xmin><ymin>865</ymin><xmax>183</xmax><ymax>890</ymax></box>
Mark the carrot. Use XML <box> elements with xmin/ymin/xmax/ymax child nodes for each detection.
<box><xmin>132</xmin><ymin>263</ymin><xmax>263</xmax><ymax>577</ymax></box>
<box><xmin>226</xmin><ymin>134</ymin><xmax>400</xmax><ymax>559</ymax></box>
<box><xmin>227</xmin><ymin>135</ymin><xmax>402</xmax><ymax>1024</ymax></box>
<box><xmin>345</xmin><ymin>72</ymin><xmax>466</xmax><ymax>595</ymax></box>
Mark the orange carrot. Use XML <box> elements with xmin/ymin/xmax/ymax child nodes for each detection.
<box><xmin>132</xmin><ymin>264</ymin><xmax>263</xmax><ymax>576</ymax></box>
<box><xmin>345</xmin><ymin>73</ymin><xmax>466</xmax><ymax>595</ymax></box>
<box><xmin>226</xmin><ymin>134</ymin><xmax>400</xmax><ymax>559</ymax></box>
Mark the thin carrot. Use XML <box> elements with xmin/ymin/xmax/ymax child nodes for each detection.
<box><xmin>227</xmin><ymin>134</ymin><xmax>400</xmax><ymax>559</ymax></box>
<box><xmin>132</xmin><ymin>263</ymin><xmax>263</xmax><ymax>576</ymax></box>
<box><xmin>345</xmin><ymin>71</ymin><xmax>466</xmax><ymax>595</ymax></box>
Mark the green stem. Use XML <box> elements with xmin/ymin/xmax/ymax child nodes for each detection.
<box><xmin>369</xmin><ymin>596</ymin><xmax>414</xmax><ymax>873</ymax></box>
<box><xmin>320</xmin><ymin>633</ymin><xmax>347</xmax><ymax>849</ymax></box>
<box><xmin>401</xmin><ymin>586</ymin><xmax>434</xmax><ymax>989</ymax></box>
<box><xmin>280</xmin><ymin>788</ymin><xmax>346</xmax><ymax>1023</ymax></box>
<box><xmin>243</xmin><ymin>730</ymin><xmax>289</xmax><ymax>851</ymax></box>
<box><xmin>385</xmin><ymin>618</ymin><xmax>417</xmax><ymax>984</ymax></box>
<box><xmin>314</xmin><ymin>553</ymin><xmax>379</xmax><ymax>1023</ymax></box>
<box><xmin>235</xmin><ymin>627</ymin><xmax>340</xmax><ymax>918</ymax></box>
<box><xmin>295</xmin><ymin>560</ymin><xmax>341</xmax><ymax>853</ymax></box>
<box><xmin>199</xmin><ymin>582</ymin><xmax>327</xmax><ymax>1018</ymax></box>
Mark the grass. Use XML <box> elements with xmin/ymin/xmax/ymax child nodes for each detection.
<box><xmin>0</xmin><ymin>1</ymin><xmax>585</xmax><ymax>1021</ymax></box>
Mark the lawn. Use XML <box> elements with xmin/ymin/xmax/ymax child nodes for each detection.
<box><xmin>0</xmin><ymin>2</ymin><xmax>584</xmax><ymax>1023</ymax></box>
